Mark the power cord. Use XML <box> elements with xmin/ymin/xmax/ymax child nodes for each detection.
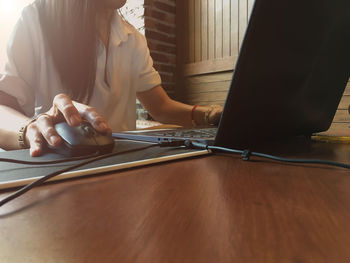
<box><xmin>0</xmin><ymin>144</ymin><xmax>157</xmax><ymax>207</ymax></box>
<box><xmin>184</xmin><ymin>140</ymin><xmax>350</xmax><ymax>170</ymax></box>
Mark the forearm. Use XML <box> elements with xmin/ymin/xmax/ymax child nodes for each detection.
<box><xmin>0</xmin><ymin>105</ymin><xmax>30</xmax><ymax>150</ymax></box>
<box><xmin>148</xmin><ymin>99</ymin><xmax>207</xmax><ymax>127</ymax></box>
<box><xmin>137</xmin><ymin>86</ymin><xmax>211</xmax><ymax>127</ymax></box>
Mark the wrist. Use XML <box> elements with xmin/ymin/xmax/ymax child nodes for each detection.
<box><xmin>18</xmin><ymin>118</ymin><xmax>34</xmax><ymax>149</ymax></box>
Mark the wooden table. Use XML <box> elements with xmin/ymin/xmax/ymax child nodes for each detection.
<box><xmin>0</xmin><ymin>141</ymin><xmax>350</xmax><ymax>263</ymax></box>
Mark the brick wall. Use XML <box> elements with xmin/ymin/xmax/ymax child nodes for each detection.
<box><xmin>144</xmin><ymin>0</ymin><xmax>177</xmax><ymax>98</ymax></box>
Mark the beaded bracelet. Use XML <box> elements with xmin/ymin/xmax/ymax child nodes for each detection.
<box><xmin>18</xmin><ymin>118</ymin><xmax>36</xmax><ymax>148</ymax></box>
<box><xmin>18</xmin><ymin>113</ymin><xmax>50</xmax><ymax>148</ymax></box>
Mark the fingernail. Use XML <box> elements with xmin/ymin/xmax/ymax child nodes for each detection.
<box><xmin>50</xmin><ymin>135</ymin><xmax>60</xmax><ymax>145</ymax></box>
<box><xmin>30</xmin><ymin>146</ymin><xmax>41</xmax><ymax>157</ymax></box>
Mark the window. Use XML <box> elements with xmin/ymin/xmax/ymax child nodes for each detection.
<box><xmin>119</xmin><ymin>0</ymin><xmax>145</xmax><ymax>35</ymax></box>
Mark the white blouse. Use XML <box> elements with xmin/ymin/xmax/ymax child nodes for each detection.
<box><xmin>0</xmin><ymin>4</ymin><xmax>161</xmax><ymax>131</ymax></box>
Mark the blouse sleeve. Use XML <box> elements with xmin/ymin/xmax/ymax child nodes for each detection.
<box><xmin>133</xmin><ymin>33</ymin><xmax>162</xmax><ymax>93</ymax></box>
<box><xmin>0</xmin><ymin>8</ymin><xmax>36</xmax><ymax>117</ymax></box>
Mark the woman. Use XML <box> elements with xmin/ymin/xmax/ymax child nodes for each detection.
<box><xmin>0</xmin><ymin>0</ymin><xmax>222</xmax><ymax>156</ymax></box>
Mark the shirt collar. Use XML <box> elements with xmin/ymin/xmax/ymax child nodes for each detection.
<box><xmin>110</xmin><ymin>11</ymin><xmax>134</xmax><ymax>46</ymax></box>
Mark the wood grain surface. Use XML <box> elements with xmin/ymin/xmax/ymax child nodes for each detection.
<box><xmin>0</xmin><ymin>142</ymin><xmax>350</xmax><ymax>263</ymax></box>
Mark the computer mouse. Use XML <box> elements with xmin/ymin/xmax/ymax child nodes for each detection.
<box><xmin>49</xmin><ymin>121</ymin><xmax>115</xmax><ymax>157</ymax></box>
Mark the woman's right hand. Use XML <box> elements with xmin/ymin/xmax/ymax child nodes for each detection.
<box><xmin>25</xmin><ymin>93</ymin><xmax>111</xmax><ymax>156</ymax></box>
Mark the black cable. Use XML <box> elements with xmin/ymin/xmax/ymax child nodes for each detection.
<box><xmin>250</xmin><ymin>151</ymin><xmax>350</xmax><ymax>169</ymax></box>
<box><xmin>0</xmin><ymin>153</ymin><xmax>100</xmax><ymax>165</ymax></box>
<box><xmin>0</xmin><ymin>144</ymin><xmax>157</xmax><ymax>207</ymax></box>
<box><xmin>186</xmin><ymin>141</ymin><xmax>350</xmax><ymax>170</ymax></box>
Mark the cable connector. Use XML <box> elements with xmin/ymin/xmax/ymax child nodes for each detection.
<box><xmin>158</xmin><ymin>139</ymin><xmax>186</xmax><ymax>147</ymax></box>
<box><xmin>241</xmin><ymin>149</ymin><xmax>251</xmax><ymax>161</ymax></box>
<box><xmin>184</xmin><ymin>140</ymin><xmax>208</xmax><ymax>150</ymax></box>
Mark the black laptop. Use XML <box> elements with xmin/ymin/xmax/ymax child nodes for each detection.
<box><xmin>114</xmin><ymin>0</ymin><xmax>350</xmax><ymax>149</ymax></box>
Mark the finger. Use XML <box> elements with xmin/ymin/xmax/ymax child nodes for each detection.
<box><xmin>26</xmin><ymin>123</ymin><xmax>45</xmax><ymax>157</ymax></box>
<box><xmin>84</xmin><ymin>109</ymin><xmax>111</xmax><ymax>133</ymax></box>
<box><xmin>53</xmin><ymin>94</ymin><xmax>82</xmax><ymax>126</ymax></box>
<box><xmin>74</xmin><ymin>102</ymin><xmax>111</xmax><ymax>133</ymax></box>
<box><xmin>35</xmin><ymin>114</ymin><xmax>62</xmax><ymax>147</ymax></box>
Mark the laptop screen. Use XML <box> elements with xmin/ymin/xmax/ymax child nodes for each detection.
<box><xmin>215</xmin><ymin>0</ymin><xmax>350</xmax><ymax>148</ymax></box>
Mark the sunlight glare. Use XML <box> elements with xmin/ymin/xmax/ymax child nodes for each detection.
<box><xmin>0</xmin><ymin>0</ymin><xmax>17</xmax><ymax>17</ymax></box>
<box><xmin>0</xmin><ymin>0</ymin><xmax>33</xmax><ymax>69</ymax></box>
